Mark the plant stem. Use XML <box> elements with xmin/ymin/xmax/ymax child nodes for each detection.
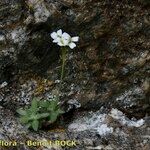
<box><xmin>60</xmin><ymin>47</ymin><xmax>67</xmax><ymax>81</ymax></box>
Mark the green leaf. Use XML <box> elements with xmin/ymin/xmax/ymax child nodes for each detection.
<box><xmin>49</xmin><ymin>112</ymin><xmax>59</xmax><ymax>123</ymax></box>
<box><xmin>36</xmin><ymin>113</ymin><xmax>50</xmax><ymax>119</ymax></box>
<box><xmin>48</xmin><ymin>101</ymin><xmax>58</xmax><ymax>111</ymax></box>
<box><xmin>57</xmin><ymin>109</ymin><xmax>64</xmax><ymax>114</ymax></box>
<box><xmin>17</xmin><ymin>97</ymin><xmax>64</xmax><ymax>131</ymax></box>
<box><xmin>20</xmin><ymin>116</ymin><xmax>30</xmax><ymax>124</ymax></box>
<box><xmin>31</xmin><ymin>98</ymin><xmax>38</xmax><ymax>112</ymax></box>
<box><xmin>26</xmin><ymin>108</ymin><xmax>34</xmax><ymax>115</ymax></box>
<box><xmin>25</xmin><ymin>123</ymin><xmax>31</xmax><ymax>129</ymax></box>
<box><xmin>17</xmin><ymin>109</ymin><xmax>27</xmax><ymax>116</ymax></box>
<box><xmin>39</xmin><ymin>101</ymin><xmax>50</xmax><ymax>108</ymax></box>
<box><xmin>32</xmin><ymin>120</ymin><xmax>39</xmax><ymax>131</ymax></box>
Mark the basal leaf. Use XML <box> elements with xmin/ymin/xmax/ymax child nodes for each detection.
<box><xmin>20</xmin><ymin>116</ymin><xmax>30</xmax><ymax>124</ymax></box>
<box><xmin>48</xmin><ymin>100</ymin><xmax>58</xmax><ymax>111</ymax></box>
<box><xmin>17</xmin><ymin>109</ymin><xmax>27</xmax><ymax>116</ymax></box>
<box><xmin>36</xmin><ymin>113</ymin><xmax>50</xmax><ymax>119</ymax></box>
<box><xmin>57</xmin><ymin>109</ymin><xmax>64</xmax><ymax>114</ymax></box>
<box><xmin>32</xmin><ymin>120</ymin><xmax>39</xmax><ymax>131</ymax></box>
<box><xmin>49</xmin><ymin>112</ymin><xmax>59</xmax><ymax>123</ymax></box>
<box><xmin>39</xmin><ymin>101</ymin><xmax>50</xmax><ymax>108</ymax></box>
<box><xmin>31</xmin><ymin>98</ymin><xmax>38</xmax><ymax>112</ymax></box>
<box><xmin>25</xmin><ymin>123</ymin><xmax>31</xmax><ymax>129</ymax></box>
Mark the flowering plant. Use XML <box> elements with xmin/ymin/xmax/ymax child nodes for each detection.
<box><xmin>51</xmin><ymin>29</ymin><xmax>79</xmax><ymax>80</ymax></box>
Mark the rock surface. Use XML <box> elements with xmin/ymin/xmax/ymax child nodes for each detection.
<box><xmin>0</xmin><ymin>0</ymin><xmax>150</xmax><ymax>149</ymax></box>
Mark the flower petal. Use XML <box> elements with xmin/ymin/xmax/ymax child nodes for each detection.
<box><xmin>71</xmin><ymin>36</ymin><xmax>79</xmax><ymax>42</ymax></box>
<box><xmin>57</xmin><ymin>29</ymin><xmax>62</xmax><ymax>36</ymax></box>
<box><xmin>69</xmin><ymin>42</ymin><xmax>76</xmax><ymax>49</ymax></box>
<box><xmin>62</xmin><ymin>32</ymin><xmax>71</xmax><ymax>40</ymax></box>
<box><xmin>57</xmin><ymin>41</ymin><xmax>63</xmax><ymax>46</ymax></box>
<box><xmin>56</xmin><ymin>38</ymin><xmax>62</xmax><ymax>45</ymax></box>
<box><xmin>50</xmin><ymin>32</ymin><xmax>57</xmax><ymax>39</ymax></box>
<box><xmin>53</xmin><ymin>39</ymin><xmax>59</xmax><ymax>43</ymax></box>
<box><xmin>63</xmin><ymin>39</ymin><xmax>69</xmax><ymax>46</ymax></box>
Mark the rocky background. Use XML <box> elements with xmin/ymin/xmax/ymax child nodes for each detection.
<box><xmin>0</xmin><ymin>0</ymin><xmax>150</xmax><ymax>149</ymax></box>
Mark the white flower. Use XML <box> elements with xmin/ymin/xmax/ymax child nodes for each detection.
<box><xmin>50</xmin><ymin>29</ymin><xmax>79</xmax><ymax>49</ymax></box>
<box><xmin>68</xmin><ymin>36</ymin><xmax>79</xmax><ymax>49</ymax></box>
<box><xmin>62</xmin><ymin>32</ymin><xmax>71</xmax><ymax>40</ymax></box>
<box><xmin>51</xmin><ymin>29</ymin><xmax>62</xmax><ymax>39</ymax></box>
<box><xmin>57</xmin><ymin>37</ymin><xmax>69</xmax><ymax>47</ymax></box>
<box><xmin>51</xmin><ymin>29</ymin><xmax>63</xmax><ymax>44</ymax></box>
<box><xmin>71</xmin><ymin>36</ymin><xmax>79</xmax><ymax>42</ymax></box>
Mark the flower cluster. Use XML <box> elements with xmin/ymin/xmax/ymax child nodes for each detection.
<box><xmin>50</xmin><ymin>29</ymin><xmax>79</xmax><ymax>49</ymax></box>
